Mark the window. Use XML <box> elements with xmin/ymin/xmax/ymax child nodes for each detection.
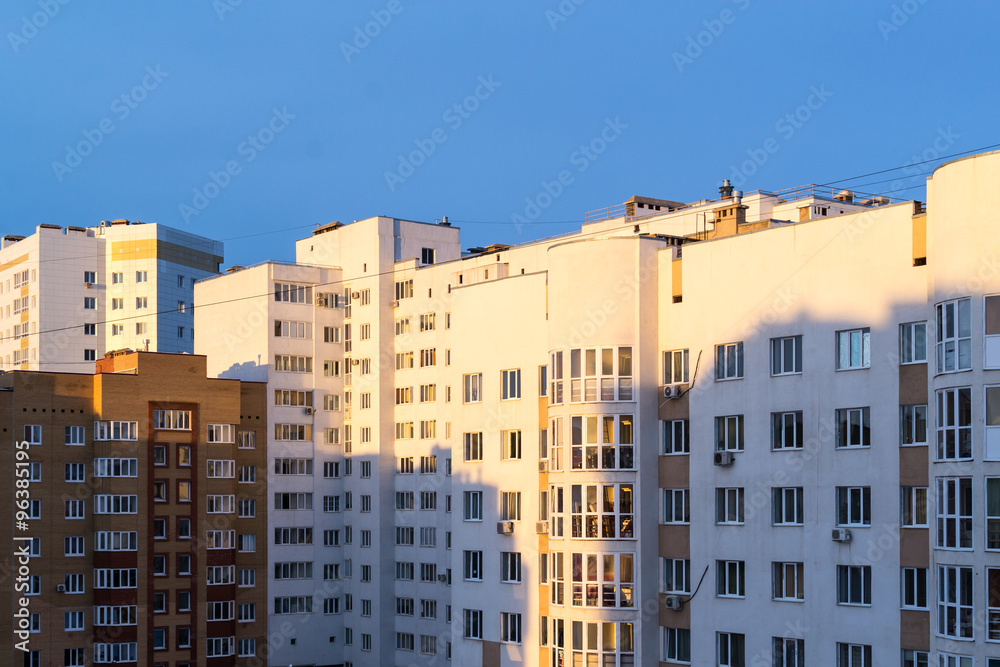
<box><xmin>986</xmin><ymin>568</ymin><xmax>1000</xmax><ymax>639</ymax></box>
<box><xmin>65</xmin><ymin>426</ymin><xmax>85</xmax><ymax>445</ymax></box>
<box><xmin>771</xmin><ymin>335</ymin><xmax>803</xmax><ymax>375</ymax></box>
<box><xmin>938</xmin><ymin>565</ymin><xmax>973</xmax><ymax>638</ymax></box>
<box><xmin>501</xmin><ymin>430</ymin><xmax>521</xmax><ymax>460</ymax></box>
<box><xmin>937</xmin><ymin>387</ymin><xmax>972</xmax><ymax>460</ymax></box>
<box><xmin>772</xmin><ymin>562</ymin><xmax>804</xmax><ymax>601</ymax></box>
<box><xmin>464</xmin><ymin>373</ymin><xmax>482</xmax><ymax>403</ymax></box>
<box><xmin>464</xmin><ymin>550</ymin><xmax>483</xmax><ymax>580</ymax></box>
<box><xmin>662</xmin><ymin>558</ymin><xmax>691</xmax><ymax>594</ymax></box>
<box><xmin>64</xmin><ymin>573</ymin><xmax>84</xmax><ymax>593</ymax></box>
<box><xmin>464</xmin><ymin>491</ymin><xmax>483</xmax><ymax>521</ymax></box>
<box><xmin>111</xmin><ymin>297</ymin><xmax>123</xmax><ymax>310</ymax></box>
<box><xmin>274</xmin><ymin>282</ymin><xmax>313</xmax><ymax>304</ymax></box>
<box><xmin>65</xmin><ymin>500</ymin><xmax>85</xmax><ymax>519</ymax></box>
<box><xmin>902</xmin><ymin>567</ymin><xmax>928</xmax><ymax>609</ymax></box>
<box><xmin>275</xmin><ymin>355</ymin><xmax>313</xmax><ymax>373</ymax></box>
<box><xmin>939</xmin><ymin>654</ymin><xmax>973</xmax><ymax>667</ymax></box>
<box><xmin>153</xmin><ymin>409</ymin><xmax>191</xmax><ymax>430</ymax></box>
<box><xmin>717</xmin><ymin>632</ymin><xmax>745</xmax><ymax>667</ymax></box>
<box><xmin>900</xmin><ymin>321</ymin><xmax>927</xmax><ymax>364</ymax></box>
<box><xmin>716</xmin><ymin>560</ymin><xmax>745</xmax><ymax>597</ymax></box>
<box><xmin>64</xmin><ymin>536</ymin><xmax>84</xmax><ymax>555</ymax></box>
<box><xmin>464</xmin><ymin>432</ymin><xmax>483</xmax><ymax>461</ymax></box>
<box><xmin>715</xmin><ymin>487</ymin><xmax>744</xmax><ymax>524</ymax></box>
<box><xmin>715</xmin><ymin>414</ymin><xmax>744</xmax><ymax>451</ymax></box>
<box><xmin>463</xmin><ymin>609</ymin><xmax>483</xmax><ymax>640</ymax></box>
<box><xmin>23</xmin><ymin>424</ymin><xmax>41</xmax><ymax>444</ymax></box>
<box><xmin>836</xmin><ymin>407</ymin><xmax>870</xmax><ymax>448</ymax></box>
<box><xmin>421</xmin><ymin>247</ymin><xmax>435</xmax><ymax>264</ymax></box>
<box><xmin>83</xmin><ymin>323</ymin><xmax>96</xmax><ymax>336</ymax></box>
<box><xmin>837</xmin><ymin>327</ymin><xmax>871</xmax><ymax>370</ymax></box>
<box><xmin>837</xmin><ymin>564</ymin><xmax>871</xmax><ymax>605</ymax></box>
<box><xmin>500</xmin><ymin>612</ymin><xmax>521</xmax><ymax>644</ymax></box>
<box><xmin>500</xmin><ymin>491</ymin><xmax>521</xmax><ymax>521</ymax></box>
<box><xmin>395</xmin><ymin>279</ymin><xmax>413</xmax><ymax>300</ymax></box>
<box><xmin>988</xmin><ymin>478</ymin><xmax>1000</xmax><ymax>549</ymax></box>
<box><xmin>663</xmin><ymin>349</ymin><xmax>689</xmax><ymax>384</ymax></box>
<box><xmin>937</xmin><ymin>477</ymin><xmax>972</xmax><ymax>549</ymax></box>
<box><xmin>900</xmin><ymin>404</ymin><xmax>928</xmax><ymax>446</ymax></box>
<box><xmin>936</xmin><ymin>298</ymin><xmax>971</xmax><ymax>373</ymax></box>
<box><xmin>771</xmin><ymin>411</ymin><xmax>803</xmax><ymax>450</ymax></box>
<box><xmin>94</xmin><ymin>531</ymin><xmax>137</xmax><ymax>551</ymax></box>
<box><xmin>901</xmin><ymin>486</ymin><xmax>928</xmax><ymax>527</ymax></box>
<box><xmin>772</xmin><ymin>638</ymin><xmax>804</xmax><ymax>667</ymax></box>
<box><xmin>662</xmin><ymin>627</ymin><xmax>691</xmax><ymax>664</ymax></box>
<box><xmin>94</xmin><ymin>494</ymin><xmax>138</xmax><ymax>514</ymax></box>
<box><xmin>902</xmin><ymin>649</ymin><xmax>929</xmax><ymax>667</ymax></box>
<box><xmin>715</xmin><ymin>342</ymin><xmax>744</xmax><ymax>380</ymax></box>
<box><xmin>420</xmin><ymin>455</ymin><xmax>437</xmax><ymax>474</ymax></box>
<box><xmin>93</xmin><ymin>643</ymin><xmax>138</xmax><ymax>663</ymax></box>
<box><xmin>662</xmin><ymin>419</ymin><xmax>689</xmax><ymax>454</ymax></box>
<box><xmin>502</xmin><ymin>369</ymin><xmax>521</xmax><ymax>399</ymax></box>
<box><xmin>501</xmin><ymin>552</ymin><xmax>521</xmax><ymax>583</ymax></box>
<box><xmin>94</xmin><ymin>605</ymin><xmax>137</xmax><ymax>626</ymax></box>
<box><xmin>84</xmin><ymin>297</ymin><xmax>96</xmax><ymax>310</ymax></box>
<box><xmin>662</xmin><ymin>489</ymin><xmax>690</xmax><ymax>524</ymax></box>
<box><xmin>836</xmin><ymin>486</ymin><xmax>871</xmax><ymax>526</ymax></box>
<box><xmin>837</xmin><ymin>643</ymin><xmax>872</xmax><ymax>666</ymax></box>
<box><xmin>135</xmin><ymin>297</ymin><xmax>147</xmax><ymax>310</ymax></box>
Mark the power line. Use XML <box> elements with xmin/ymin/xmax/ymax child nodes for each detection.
<box><xmin>820</xmin><ymin>141</ymin><xmax>1000</xmax><ymax>188</ymax></box>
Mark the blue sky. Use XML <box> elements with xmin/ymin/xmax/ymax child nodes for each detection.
<box><xmin>1</xmin><ymin>1</ymin><xmax>996</xmax><ymax>265</ymax></box>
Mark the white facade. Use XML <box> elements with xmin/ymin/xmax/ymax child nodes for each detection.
<box><xmin>194</xmin><ymin>151</ymin><xmax>1000</xmax><ymax>667</ymax></box>
<box><xmin>0</xmin><ymin>219</ymin><xmax>221</xmax><ymax>372</ymax></box>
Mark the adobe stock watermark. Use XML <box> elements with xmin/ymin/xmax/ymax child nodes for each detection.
<box><xmin>340</xmin><ymin>0</ymin><xmax>413</xmax><ymax>63</ymax></box>
<box><xmin>7</xmin><ymin>0</ymin><xmax>71</xmax><ymax>54</ymax></box>
<box><xmin>672</xmin><ymin>0</ymin><xmax>752</xmax><ymax>73</ymax></box>
<box><xmin>51</xmin><ymin>66</ymin><xmax>169</xmax><ymax>183</ymax></box>
<box><xmin>877</xmin><ymin>0</ymin><xmax>930</xmax><ymax>40</ymax></box>
<box><xmin>509</xmin><ymin>117</ymin><xmax>628</xmax><ymax>231</ymax></box>
<box><xmin>178</xmin><ymin>107</ymin><xmax>295</xmax><ymax>223</ymax></box>
<box><xmin>383</xmin><ymin>75</ymin><xmax>501</xmax><ymax>192</ymax></box>
<box><xmin>545</xmin><ymin>0</ymin><xmax>586</xmax><ymax>30</ymax></box>
<box><xmin>13</xmin><ymin>439</ymin><xmax>34</xmax><ymax>652</ymax></box>
<box><xmin>726</xmin><ymin>85</ymin><xmax>833</xmax><ymax>189</ymax></box>
<box><xmin>213</xmin><ymin>0</ymin><xmax>245</xmax><ymax>21</ymax></box>
<box><xmin>883</xmin><ymin>126</ymin><xmax>960</xmax><ymax>196</ymax></box>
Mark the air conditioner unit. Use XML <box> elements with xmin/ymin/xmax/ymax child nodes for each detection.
<box><xmin>535</xmin><ymin>521</ymin><xmax>548</xmax><ymax>534</ymax></box>
<box><xmin>351</xmin><ymin>291</ymin><xmax>360</xmax><ymax>299</ymax></box>
<box><xmin>56</xmin><ymin>584</ymin><xmax>66</xmax><ymax>592</ymax></box>
<box><xmin>664</xmin><ymin>595</ymin><xmax>684</xmax><ymax>611</ymax></box>
<box><xmin>663</xmin><ymin>385</ymin><xmax>682</xmax><ymax>398</ymax></box>
<box><xmin>390</xmin><ymin>300</ymin><xmax>400</xmax><ymax>308</ymax></box>
<box><xmin>832</xmin><ymin>528</ymin><xmax>852</xmax><ymax>543</ymax></box>
<box><xmin>714</xmin><ymin>451</ymin><xmax>735</xmax><ymax>467</ymax></box>
<box><xmin>84</xmin><ymin>282</ymin><xmax>93</xmax><ymax>289</ymax></box>
<box><xmin>352</xmin><ymin>359</ymin><xmax>360</xmax><ymax>365</ymax></box>
<box><xmin>317</xmin><ymin>295</ymin><xmax>328</xmax><ymax>307</ymax></box>
<box><xmin>437</xmin><ymin>574</ymin><xmax>448</xmax><ymax>583</ymax></box>
<box><xmin>497</xmin><ymin>521</ymin><xmax>514</xmax><ymax>535</ymax></box>
<box><xmin>303</xmin><ymin>407</ymin><xmax>314</xmax><ymax>415</ymax></box>
<box><xmin>538</xmin><ymin>460</ymin><xmax>548</xmax><ymax>473</ymax></box>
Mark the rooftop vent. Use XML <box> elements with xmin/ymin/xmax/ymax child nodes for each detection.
<box><xmin>834</xmin><ymin>190</ymin><xmax>854</xmax><ymax>203</ymax></box>
<box><xmin>439</xmin><ymin>216</ymin><xmax>451</xmax><ymax>226</ymax></box>
<box><xmin>719</xmin><ymin>179</ymin><xmax>734</xmax><ymax>199</ymax></box>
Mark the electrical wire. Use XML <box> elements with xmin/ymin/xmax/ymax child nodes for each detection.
<box><xmin>6</xmin><ymin>141</ymin><xmax>1000</xmax><ymax>361</ymax></box>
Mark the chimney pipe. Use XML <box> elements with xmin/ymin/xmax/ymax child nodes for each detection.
<box><xmin>720</xmin><ymin>179</ymin><xmax>734</xmax><ymax>199</ymax></box>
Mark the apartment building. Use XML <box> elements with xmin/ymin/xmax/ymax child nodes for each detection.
<box><xmin>194</xmin><ymin>150</ymin><xmax>1000</xmax><ymax>666</ymax></box>
<box><xmin>0</xmin><ymin>350</ymin><xmax>268</xmax><ymax>667</ymax></box>
<box><xmin>0</xmin><ymin>219</ymin><xmax>222</xmax><ymax>372</ymax></box>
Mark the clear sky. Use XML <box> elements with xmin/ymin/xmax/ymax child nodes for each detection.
<box><xmin>1</xmin><ymin>1</ymin><xmax>996</xmax><ymax>266</ymax></box>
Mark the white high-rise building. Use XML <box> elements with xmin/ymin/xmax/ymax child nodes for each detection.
<box><xmin>195</xmin><ymin>150</ymin><xmax>1000</xmax><ymax>667</ymax></box>
<box><xmin>0</xmin><ymin>219</ymin><xmax>222</xmax><ymax>372</ymax></box>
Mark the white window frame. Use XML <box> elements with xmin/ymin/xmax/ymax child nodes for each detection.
<box><xmin>715</xmin><ymin>342</ymin><xmax>744</xmax><ymax>380</ymax></box>
<box><xmin>836</xmin><ymin>327</ymin><xmax>871</xmax><ymax>370</ymax></box>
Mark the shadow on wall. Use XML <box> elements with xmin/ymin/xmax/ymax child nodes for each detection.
<box><xmin>219</xmin><ymin>360</ymin><xmax>268</xmax><ymax>382</ymax></box>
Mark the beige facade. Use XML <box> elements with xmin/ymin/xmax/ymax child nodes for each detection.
<box><xmin>190</xmin><ymin>151</ymin><xmax>1000</xmax><ymax>666</ymax></box>
<box><xmin>0</xmin><ymin>219</ymin><xmax>222</xmax><ymax>373</ymax></box>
